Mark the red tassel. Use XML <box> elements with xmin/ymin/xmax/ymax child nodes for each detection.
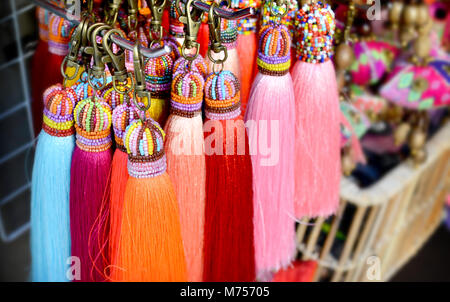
<box><xmin>31</xmin><ymin>41</ymin><xmax>51</xmax><ymax>137</ymax></box>
<box><xmin>203</xmin><ymin>71</ymin><xmax>255</xmax><ymax>282</ymax></box>
<box><xmin>31</xmin><ymin>8</ymin><xmax>51</xmax><ymax>137</ymax></box>
<box><xmin>198</xmin><ymin>22</ymin><xmax>210</xmax><ymax>58</ymax></box>
<box><xmin>237</xmin><ymin>32</ymin><xmax>258</xmax><ymax>115</ymax></box>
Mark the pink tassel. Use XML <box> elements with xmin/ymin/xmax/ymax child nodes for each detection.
<box><xmin>292</xmin><ymin>2</ymin><xmax>341</xmax><ymax>218</ymax></box>
<box><xmin>245</xmin><ymin>24</ymin><xmax>296</xmax><ymax>279</ymax></box>
<box><xmin>164</xmin><ymin>71</ymin><xmax>206</xmax><ymax>282</ymax></box>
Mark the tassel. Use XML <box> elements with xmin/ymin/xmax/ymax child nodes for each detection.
<box><xmin>108</xmin><ymin>101</ymin><xmax>140</xmax><ymax>277</ymax></box>
<box><xmin>113</xmin><ymin>119</ymin><xmax>187</xmax><ymax>282</ymax></box>
<box><xmin>203</xmin><ymin>70</ymin><xmax>255</xmax><ymax>282</ymax></box>
<box><xmin>31</xmin><ymin>7</ymin><xmax>51</xmax><ymax>137</ymax></box>
<box><xmin>206</xmin><ymin>16</ymin><xmax>241</xmax><ymax>78</ymax></box>
<box><xmin>236</xmin><ymin>30</ymin><xmax>258</xmax><ymax>114</ymax></box>
<box><xmin>245</xmin><ymin>23</ymin><xmax>296</xmax><ymax>279</ymax></box>
<box><xmin>70</xmin><ymin>97</ymin><xmax>113</xmax><ymax>282</ymax></box>
<box><xmin>144</xmin><ymin>44</ymin><xmax>174</xmax><ymax>127</ymax></box>
<box><xmin>198</xmin><ymin>22</ymin><xmax>210</xmax><ymax>57</ymax></box>
<box><xmin>31</xmin><ymin>84</ymin><xmax>77</xmax><ymax>281</ymax></box>
<box><xmin>291</xmin><ymin>1</ymin><xmax>340</xmax><ymax>218</ymax></box>
<box><xmin>164</xmin><ymin>71</ymin><xmax>206</xmax><ymax>282</ymax></box>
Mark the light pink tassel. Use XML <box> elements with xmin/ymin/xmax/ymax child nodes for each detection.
<box><xmin>245</xmin><ymin>24</ymin><xmax>296</xmax><ymax>279</ymax></box>
<box><xmin>292</xmin><ymin>2</ymin><xmax>341</xmax><ymax>218</ymax></box>
<box><xmin>164</xmin><ymin>71</ymin><xmax>206</xmax><ymax>282</ymax></box>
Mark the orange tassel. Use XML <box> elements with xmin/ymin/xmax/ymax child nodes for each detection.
<box><xmin>112</xmin><ymin>119</ymin><xmax>187</xmax><ymax>282</ymax></box>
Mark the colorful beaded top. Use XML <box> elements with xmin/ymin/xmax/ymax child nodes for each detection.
<box><xmin>42</xmin><ymin>84</ymin><xmax>77</xmax><ymax>137</ymax></box>
<box><xmin>173</xmin><ymin>55</ymin><xmax>209</xmax><ymax>79</ymax></box>
<box><xmin>204</xmin><ymin>70</ymin><xmax>241</xmax><ymax>120</ymax></box>
<box><xmin>124</xmin><ymin>119</ymin><xmax>167</xmax><ymax>178</ymax></box>
<box><xmin>74</xmin><ymin>98</ymin><xmax>112</xmax><ymax>152</ymax></box>
<box><xmin>231</xmin><ymin>0</ymin><xmax>261</xmax><ymax>34</ymax></box>
<box><xmin>220</xmin><ymin>15</ymin><xmax>238</xmax><ymax>49</ymax></box>
<box><xmin>37</xmin><ymin>7</ymin><xmax>50</xmax><ymax>42</ymax></box>
<box><xmin>169</xmin><ymin>0</ymin><xmax>185</xmax><ymax>38</ymax></box>
<box><xmin>294</xmin><ymin>1</ymin><xmax>335</xmax><ymax>64</ymax></box>
<box><xmin>48</xmin><ymin>14</ymin><xmax>73</xmax><ymax>56</ymax></box>
<box><xmin>257</xmin><ymin>24</ymin><xmax>291</xmax><ymax>76</ymax></box>
<box><xmin>101</xmin><ymin>81</ymin><xmax>133</xmax><ymax>110</ymax></box>
<box><xmin>112</xmin><ymin>103</ymin><xmax>140</xmax><ymax>151</ymax></box>
<box><xmin>170</xmin><ymin>71</ymin><xmax>204</xmax><ymax>118</ymax></box>
<box><xmin>164</xmin><ymin>37</ymin><xmax>182</xmax><ymax>61</ymax></box>
<box><xmin>144</xmin><ymin>44</ymin><xmax>174</xmax><ymax>98</ymax></box>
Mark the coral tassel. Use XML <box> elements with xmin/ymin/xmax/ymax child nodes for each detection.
<box><xmin>164</xmin><ymin>71</ymin><xmax>206</xmax><ymax>282</ymax></box>
<box><xmin>203</xmin><ymin>71</ymin><xmax>255</xmax><ymax>282</ymax></box>
<box><xmin>292</xmin><ymin>2</ymin><xmax>340</xmax><ymax>218</ymax></box>
<box><xmin>245</xmin><ymin>24</ymin><xmax>296</xmax><ymax>279</ymax></box>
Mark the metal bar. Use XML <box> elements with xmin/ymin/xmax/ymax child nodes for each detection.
<box><xmin>187</xmin><ymin>1</ymin><xmax>255</xmax><ymax>19</ymax></box>
<box><xmin>31</xmin><ymin>0</ymin><xmax>171</xmax><ymax>58</ymax></box>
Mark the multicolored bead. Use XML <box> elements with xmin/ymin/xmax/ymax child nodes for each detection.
<box><xmin>204</xmin><ymin>70</ymin><xmax>241</xmax><ymax>120</ymax></box>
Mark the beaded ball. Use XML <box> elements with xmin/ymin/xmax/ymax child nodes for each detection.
<box><xmin>42</xmin><ymin>84</ymin><xmax>77</xmax><ymax>137</ymax></box>
<box><xmin>260</xmin><ymin>0</ymin><xmax>298</xmax><ymax>40</ymax></box>
<box><xmin>294</xmin><ymin>1</ymin><xmax>335</xmax><ymax>64</ymax></box>
<box><xmin>231</xmin><ymin>0</ymin><xmax>260</xmax><ymax>35</ymax></box>
<box><xmin>124</xmin><ymin>119</ymin><xmax>167</xmax><ymax>178</ymax></box>
<box><xmin>144</xmin><ymin>45</ymin><xmax>174</xmax><ymax>98</ymax></box>
<box><xmin>101</xmin><ymin>81</ymin><xmax>133</xmax><ymax>110</ymax></box>
<box><xmin>43</xmin><ymin>84</ymin><xmax>64</xmax><ymax>107</ymax></box>
<box><xmin>112</xmin><ymin>103</ymin><xmax>140</xmax><ymax>151</ymax></box>
<box><xmin>170</xmin><ymin>71</ymin><xmax>204</xmax><ymax>118</ymax></box>
<box><xmin>204</xmin><ymin>70</ymin><xmax>241</xmax><ymax>120</ymax></box>
<box><xmin>169</xmin><ymin>0</ymin><xmax>184</xmax><ymax>38</ymax></box>
<box><xmin>164</xmin><ymin>37</ymin><xmax>182</xmax><ymax>61</ymax></box>
<box><xmin>74</xmin><ymin>97</ymin><xmax>112</xmax><ymax>152</ymax></box>
<box><xmin>37</xmin><ymin>6</ymin><xmax>50</xmax><ymax>42</ymax></box>
<box><xmin>48</xmin><ymin>14</ymin><xmax>73</xmax><ymax>56</ymax></box>
<box><xmin>220</xmin><ymin>13</ymin><xmax>238</xmax><ymax>49</ymax></box>
<box><xmin>173</xmin><ymin>55</ymin><xmax>209</xmax><ymax>79</ymax></box>
<box><xmin>257</xmin><ymin>24</ymin><xmax>291</xmax><ymax>76</ymax></box>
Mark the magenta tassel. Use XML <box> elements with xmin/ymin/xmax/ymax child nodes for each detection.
<box><xmin>70</xmin><ymin>147</ymin><xmax>112</xmax><ymax>282</ymax></box>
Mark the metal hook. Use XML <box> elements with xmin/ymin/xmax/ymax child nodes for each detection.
<box><xmin>85</xmin><ymin>24</ymin><xmax>111</xmax><ymax>90</ymax></box>
<box><xmin>132</xmin><ymin>43</ymin><xmax>152</xmax><ymax>113</ymax></box>
<box><xmin>60</xmin><ymin>16</ymin><xmax>90</xmax><ymax>82</ymax></box>
<box><xmin>127</xmin><ymin>0</ymin><xmax>139</xmax><ymax>31</ymax></box>
<box><xmin>105</xmin><ymin>0</ymin><xmax>124</xmax><ymax>26</ymax></box>
<box><xmin>269</xmin><ymin>0</ymin><xmax>288</xmax><ymax>18</ymax></box>
<box><xmin>102</xmin><ymin>28</ymin><xmax>133</xmax><ymax>94</ymax></box>
<box><xmin>146</xmin><ymin>0</ymin><xmax>168</xmax><ymax>38</ymax></box>
<box><xmin>179</xmin><ymin>0</ymin><xmax>203</xmax><ymax>61</ymax></box>
<box><xmin>207</xmin><ymin>2</ymin><xmax>228</xmax><ymax>66</ymax></box>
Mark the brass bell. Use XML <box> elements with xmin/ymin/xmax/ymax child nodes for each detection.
<box><xmin>409</xmin><ymin>127</ymin><xmax>426</xmax><ymax>150</ymax></box>
<box><xmin>394</xmin><ymin>122</ymin><xmax>411</xmax><ymax>146</ymax></box>
<box><xmin>335</xmin><ymin>43</ymin><xmax>355</xmax><ymax>71</ymax></box>
<box><xmin>342</xmin><ymin>152</ymin><xmax>356</xmax><ymax>177</ymax></box>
